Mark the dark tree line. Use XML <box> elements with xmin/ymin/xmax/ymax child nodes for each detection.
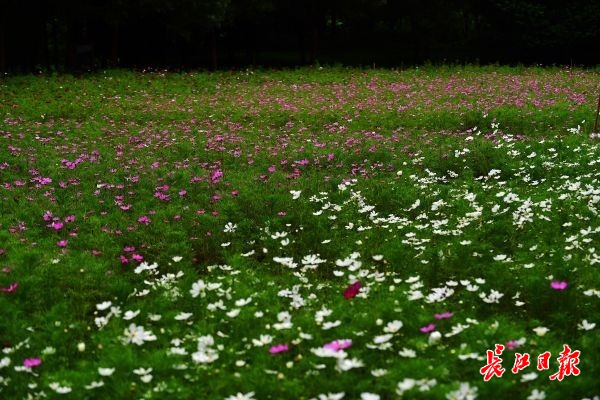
<box><xmin>1</xmin><ymin>0</ymin><xmax>599</xmax><ymax>72</ymax></box>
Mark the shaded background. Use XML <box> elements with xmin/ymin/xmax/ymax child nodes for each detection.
<box><xmin>1</xmin><ymin>0</ymin><xmax>599</xmax><ymax>72</ymax></box>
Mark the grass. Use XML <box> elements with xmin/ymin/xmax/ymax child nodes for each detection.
<box><xmin>0</xmin><ymin>66</ymin><xmax>599</xmax><ymax>400</ymax></box>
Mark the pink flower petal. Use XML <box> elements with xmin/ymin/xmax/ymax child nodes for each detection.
<box><xmin>23</xmin><ymin>358</ymin><xmax>41</xmax><ymax>368</ymax></box>
<box><xmin>550</xmin><ymin>281</ymin><xmax>568</xmax><ymax>290</ymax></box>
<box><xmin>269</xmin><ymin>343</ymin><xmax>289</xmax><ymax>354</ymax></box>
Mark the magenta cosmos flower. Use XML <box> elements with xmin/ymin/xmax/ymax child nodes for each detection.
<box><xmin>434</xmin><ymin>312</ymin><xmax>453</xmax><ymax>320</ymax></box>
<box><xmin>343</xmin><ymin>281</ymin><xmax>362</xmax><ymax>299</ymax></box>
<box><xmin>23</xmin><ymin>358</ymin><xmax>41</xmax><ymax>368</ymax></box>
<box><xmin>269</xmin><ymin>343</ymin><xmax>289</xmax><ymax>354</ymax></box>
<box><xmin>550</xmin><ymin>281</ymin><xmax>568</xmax><ymax>291</ymax></box>
<box><xmin>1</xmin><ymin>282</ymin><xmax>18</xmax><ymax>292</ymax></box>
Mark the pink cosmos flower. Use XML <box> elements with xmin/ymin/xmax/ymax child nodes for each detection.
<box><xmin>131</xmin><ymin>254</ymin><xmax>144</xmax><ymax>262</ymax></box>
<box><xmin>277</xmin><ymin>211</ymin><xmax>287</xmax><ymax>216</ymax></box>
<box><xmin>43</xmin><ymin>211</ymin><xmax>53</xmax><ymax>221</ymax></box>
<box><xmin>1</xmin><ymin>282</ymin><xmax>18</xmax><ymax>292</ymax></box>
<box><xmin>57</xmin><ymin>240</ymin><xmax>68</xmax><ymax>247</ymax></box>
<box><xmin>137</xmin><ymin>216</ymin><xmax>151</xmax><ymax>225</ymax></box>
<box><xmin>323</xmin><ymin>339</ymin><xmax>352</xmax><ymax>352</ymax></box>
<box><xmin>211</xmin><ymin>170</ymin><xmax>223</xmax><ymax>183</ymax></box>
<box><xmin>269</xmin><ymin>343</ymin><xmax>289</xmax><ymax>354</ymax></box>
<box><xmin>343</xmin><ymin>281</ymin><xmax>362</xmax><ymax>299</ymax></box>
<box><xmin>120</xmin><ymin>255</ymin><xmax>129</xmax><ymax>264</ymax></box>
<box><xmin>420</xmin><ymin>324</ymin><xmax>436</xmax><ymax>333</ymax></box>
<box><xmin>23</xmin><ymin>358</ymin><xmax>41</xmax><ymax>368</ymax></box>
<box><xmin>550</xmin><ymin>281</ymin><xmax>568</xmax><ymax>291</ymax></box>
<box><xmin>506</xmin><ymin>340</ymin><xmax>520</xmax><ymax>350</ymax></box>
<box><xmin>91</xmin><ymin>250</ymin><xmax>102</xmax><ymax>256</ymax></box>
<box><xmin>434</xmin><ymin>312</ymin><xmax>453</xmax><ymax>320</ymax></box>
<box><xmin>123</xmin><ymin>246</ymin><xmax>135</xmax><ymax>252</ymax></box>
<box><xmin>50</xmin><ymin>221</ymin><xmax>64</xmax><ymax>230</ymax></box>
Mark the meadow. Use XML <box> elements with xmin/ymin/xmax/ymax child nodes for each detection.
<box><xmin>0</xmin><ymin>66</ymin><xmax>599</xmax><ymax>399</ymax></box>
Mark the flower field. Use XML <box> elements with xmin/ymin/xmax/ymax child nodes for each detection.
<box><xmin>1</xmin><ymin>67</ymin><xmax>599</xmax><ymax>399</ymax></box>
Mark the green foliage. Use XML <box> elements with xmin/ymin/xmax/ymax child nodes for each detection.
<box><xmin>0</xmin><ymin>67</ymin><xmax>598</xmax><ymax>399</ymax></box>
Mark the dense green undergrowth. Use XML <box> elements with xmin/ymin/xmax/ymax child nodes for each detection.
<box><xmin>0</xmin><ymin>67</ymin><xmax>599</xmax><ymax>399</ymax></box>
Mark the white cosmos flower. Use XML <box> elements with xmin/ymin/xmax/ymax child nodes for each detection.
<box><xmin>480</xmin><ymin>290</ymin><xmax>504</xmax><ymax>303</ymax></box>
<box><xmin>98</xmin><ymin>367</ymin><xmax>115</xmax><ymax>376</ymax></box>
<box><xmin>133</xmin><ymin>261</ymin><xmax>158</xmax><ymax>274</ymax></box>
<box><xmin>373</xmin><ymin>334</ymin><xmax>393</xmax><ymax>344</ymax></box>
<box><xmin>0</xmin><ymin>357</ymin><xmax>10</xmax><ymax>368</ymax></box>
<box><xmin>398</xmin><ymin>348</ymin><xmax>417</xmax><ymax>358</ymax></box>
<box><xmin>532</xmin><ymin>326</ymin><xmax>549</xmax><ymax>336</ymax></box>
<box><xmin>370</xmin><ymin>369</ymin><xmax>388</xmax><ymax>377</ymax></box>
<box><xmin>172</xmin><ymin>256</ymin><xmax>183</xmax><ymax>262</ymax></box>
<box><xmin>226</xmin><ymin>392</ymin><xmax>255</xmax><ymax>400</ymax></box>
<box><xmin>191</xmin><ymin>350</ymin><xmax>219</xmax><ymax>364</ymax></box>
<box><xmin>521</xmin><ymin>372</ymin><xmax>538</xmax><ymax>382</ymax></box>
<box><xmin>311</xmin><ymin>347</ymin><xmax>347</xmax><ymax>359</ymax></box>
<box><xmin>174</xmin><ymin>312</ymin><xmax>193</xmax><ymax>320</ymax></box>
<box><xmin>122</xmin><ymin>310</ymin><xmax>140</xmax><ymax>320</ymax></box>
<box><xmin>148</xmin><ymin>313</ymin><xmax>162</xmax><ymax>321</ymax></box>
<box><xmin>445</xmin><ymin>382</ymin><xmax>478</xmax><ymax>400</ymax></box>
<box><xmin>94</xmin><ymin>316</ymin><xmax>109</xmax><ymax>329</ymax></box>
<box><xmin>428</xmin><ymin>331</ymin><xmax>442</xmax><ymax>345</ymax></box>
<box><xmin>96</xmin><ymin>301</ymin><xmax>112</xmax><ymax>311</ymax></box>
<box><xmin>121</xmin><ymin>324</ymin><xmax>157</xmax><ymax>345</ymax></box>
<box><xmin>224</xmin><ymin>222</ymin><xmax>237</xmax><ymax>233</ymax></box>
<box><xmin>290</xmin><ymin>190</ymin><xmax>302</xmax><ymax>199</ymax></box>
<box><xmin>197</xmin><ymin>335</ymin><xmax>215</xmax><ymax>350</ymax></box>
<box><xmin>312</xmin><ymin>392</ymin><xmax>345</xmax><ymax>400</ymax></box>
<box><xmin>383</xmin><ymin>320</ymin><xmax>403</xmax><ymax>333</ymax></box>
<box><xmin>133</xmin><ymin>367</ymin><xmax>152</xmax><ymax>375</ymax></box>
<box><xmin>527</xmin><ymin>389</ymin><xmax>546</xmax><ymax>400</ymax></box>
<box><xmin>85</xmin><ymin>381</ymin><xmax>104</xmax><ymax>389</ymax></box>
<box><xmin>577</xmin><ymin>319</ymin><xmax>596</xmax><ymax>330</ymax></box>
<box><xmin>252</xmin><ymin>334</ymin><xmax>273</xmax><ymax>347</ymax></box>
<box><xmin>322</xmin><ymin>320</ymin><xmax>341</xmax><ymax>330</ymax></box>
<box><xmin>457</xmin><ymin>353</ymin><xmax>480</xmax><ymax>360</ymax></box>
<box><xmin>49</xmin><ymin>382</ymin><xmax>72</xmax><ymax>394</ymax></box>
<box><xmin>360</xmin><ymin>393</ymin><xmax>380</xmax><ymax>400</ymax></box>
<box><xmin>235</xmin><ymin>297</ymin><xmax>252</xmax><ymax>306</ymax></box>
<box><xmin>396</xmin><ymin>378</ymin><xmax>416</xmax><ymax>394</ymax></box>
<box><xmin>336</xmin><ymin>357</ymin><xmax>364</xmax><ymax>371</ymax></box>
<box><xmin>190</xmin><ymin>279</ymin><xmax>206</xmax><ymax>298</ymax></box>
